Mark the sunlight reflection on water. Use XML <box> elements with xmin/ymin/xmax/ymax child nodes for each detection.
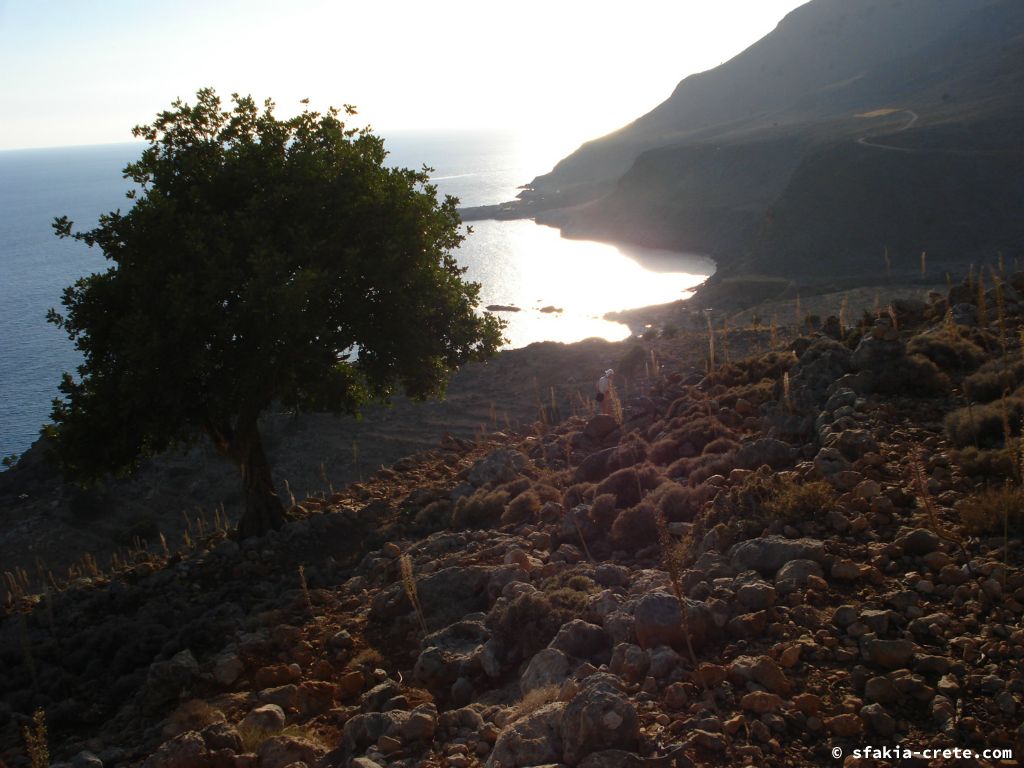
<box><xmin>458</xmin><ymin>219</ymin><xmax>714</xmax><ymax>348</ymax></box>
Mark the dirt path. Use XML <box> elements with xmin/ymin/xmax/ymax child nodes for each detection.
<box><xmin>856</xmin><ymin>109</ymin><xmax>919</xmax><ymax>152</ymax></box>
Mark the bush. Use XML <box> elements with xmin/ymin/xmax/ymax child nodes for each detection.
<box><xmin>956</xmin><ymin>485</ymin><xmax>1024</xmax><ymax>535</ymax></box>
<box><xmin>595</xmin><ymin>465</ymin><xmax>663</xmax><ymax>509</ymax></box>
<box><xmin>564</xmin><ymin>483</ymin><xmax>594</xmax><ymax>510</ymax></box>
<box><xmin>713</xmin><ymin>351</ymin><xmax>797</xmax><ymax>387</ymax></box>
<box><xmin>590</xmin><ymin>493</ymin><xmax>618</xmax><ymax>530</ymax></box>
<box><xmin>653</xmin><ymin>482</ymin><xmax>714</xmax><ymax>522</ymax></box>
<box><xmin>648</xmin><ymin>417</ymin><xmax>734</xmax><ymax>466</ymax></box>
<box><xmin>610</xmin><ymin>500</ymin><xmax>659</xmax><ymax>553</ymax></box>
<box><xmin>963</xmin><ymin>357</ymin><xmax>1024</xmax><ymax>403</ymax></box>
<box><xmin>502</xmin><ymin>490</ymin><xmax>541</xmax><ymax>525</ymax></box>
<box><xmin>487</xmin><ymin>583</ymin><xmax>590</xmax><ymax>663</ymax></box>
<box><xmin>945</xmin><ymin>390</ymin><xmax>1024</xmax><ymax>448</ymax></box>
<box><xmin>762</xmin><ymin>479</ymin><xmax>836</xmax><ymax>523</ymax></box>
<box><xmin>907</xmin><ymin>332</ymin><xmax>986</xmax><ymax>371</ymax></box>
<box><xmin>952</xmin><ymin>447</ymin><xmax>1016</xmax><ymax>479</ymax></box>
<box><xmin>703</xmin><ymin>436</ymin><xmax>740</xmax><ymax>455</ymax></box>
<box><xmin>452</xmin><ymin>489</ymin><xmax>509</xmax><ymax>529</ymax></box>
<box><xmin>415</xmin><ymin>499</ymin><xmax>452</xmax><ymax>528</ymax></box>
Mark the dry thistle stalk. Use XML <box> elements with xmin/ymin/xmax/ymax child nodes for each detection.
<box><xmin>654</xmin><ymin>511</ymin><xmax>701</xmax><ymax>677</ymax></box>
<box><xmin>400</xmin><ymin>554</ymin><xmax>429</xmax><ymax>636</ymax></box>
<box><xmin>910</xmin><ymin>456</ymin><xmax>971</xmax><ymax>569</ymax></box>
<box><xmin>298</xmin><ymin>565</ymin><xmax>313</xmax><ymax>614</ymax></box>
<box><xmin>783</xmin><ymin>371</ymin><xmax>792</xmax><ymax>411</ymax></box>
<box><xmin>706</xmin><ymin>313</ymin><xmax>715</xmax><ymax>373</ymax></box>
<box><xmin>884</xmin><ymin>246</ymin><xmax>891</xmax><ymax>276</ymax></box>
<box><xmin>838</xmin><ymin>296</ymin><xmax>848</xmax><ymax>338</ymax></box>
<box><xmin>920</xmin><ymin>251</ymin><xmax>927</xmax><ymax>277</ymax></box>
<box><xmin>22</xmin><ymin>708</ymin><xmax>48</xmax><ymax>768</ymax></box>
<box><xmin>770</xmin><ymin>315</ymin><xmax>778</xmax><ymax>350</ymax></box>
<box><xmin>794</xmin><ymin>295</ymin><xmax>802</xmax><ymax>327</ymax></box>
<box><xmin>977</xmin><ymin>273</ymin><xmax>988</xmax><ymax>326</ymax></box>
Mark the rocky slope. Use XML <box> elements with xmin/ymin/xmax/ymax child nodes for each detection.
<box><xmin>466</xmin><ymin>0</ymin><xmax>1024</xmax><ymax>282</ymax></box>
<box><xmin>3</xmin><ymin>274</ymin><xmax>1024</xmax><ymax>767</ymax></box>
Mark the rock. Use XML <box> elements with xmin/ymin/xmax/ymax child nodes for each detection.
<box><xmin>729</xmin><ymin>536</ymin><xmax>824</xmax><ymax>576</ymax></box>
<box><xmin>608</xmin><ymin>643</ymin><xmax>649</xmax><ymax>684</ymax></box>
<box><xmin>240</xmin><ymin>704</ymin><xmax>286</xmax><ymax>734</ymax></box>
<box><xmin>733</xmin><ymin>438</ymin><xmax>799</xmax><ymax>470</ymax></box>
<box><xmin>830</xmin><ymin>559</ymin><xmax>861</xmax><ymax>581</ymax></box>
<box><xmin>201</xmin><ymin>722</ymin><xmax>243</xmax><ymax>753</ymax></box>
<box><xmin>736</xmin><ymin>579</ymin><xmax>777</xmax><ymax>611</ymax></box>
<box><xmin>578</xmin><ymin>750</ymin><xmax>645</xmax><ymax>768</ymax></box>
<box><xmin>793</xmin><ymin>693</ymin><xmax>821</xmax><ymax>715</ymax></box>
<box><xmin>728</xmin><ymin>655</ymin><xmax>791</xmax><ymax>695</ymax></box>
<box><xmin>212</xmin><ymin>653</ymin><xmax>244</xmax><ymax>688</ymax></box>
<box><xmin>740</xmin><ymin>691</ymin><xmax>783</xmax><ymax>714</ymax></box>
<box><xmin>647</xmin><ymin>645</ymin><xmax>681</xmax><ymax>681</ymax></box>
<box><xmin>468</xmin><ymin>449</ymin><xmax>529</xmax><ymax>487</ymax></box>
<box><xmin>254</xmin><ymin>664</ymin><xmax>300</xmax><ymax>690</ymax></box>
<box><xmin>521</xmin><ymin>648</ymin><xmax>572</xmax><ymax>694</ymax></box>
<box><xmin>561</xmin><ymin>676</ymin><xmax>640</xmax><ymax>766</ymax></box>
<box><xmin>258</xmin><ymin>684</ymin><xmax>298</xmax><ymax>711</ymax></box>
<box><xmin>486</xmin><ymin>702</ymin><xmax>565</xmax><ymax>768</ymax></box>
<box><xmin>141</xmin><ymin>732</ymin><xmax>206</xmax><ymax>768</ymax></box>
<box><xmin>71</xmin><ymin>751</ymin><xmax>103</xmax><ymax>768</ymax></box>
<box><xmin>141</xmin><ymin>650</ymin><xmax>200</xmax><ymax>715</ymax></box>
<box><xmin>862</xmin><ymin>638</ymin><xmax>914</xmax><ymax>670</ymax></box>
<box><xmin>774</xmin><ymin>558</ymin><xmax>825</xmax><ymax>595</ymax></box>
<box><xmin>664</xmin><ymin>682</ymin><xmax>688</xmax><ymax>710</ymax></box>
<box><xmin>899</xmin><ymin>528</ymin><xmax>941</xmax><ymax>556</ymax></box>
<box><xmin>825</xmin><ymin>713</ymin><xmax>863</xmax><ymax>737</ymax></box>
<box><xmin>864</xmin><ymin>676</ymin><xmax>901</xmax><ymax>704</ymax></box>
<box><xmin>549</xmin><ymin>620</ymin><xmax>612</xmax><ymax>663</ymax></box>
<box><xmin>584</xmin><ymin>415</ymin><xmax>620</xmax><ymax>441</ymax></box>
<box><xmin>860</xmin><ymin>703</ymin><xmax>896</xmax><ymax>736</ymax></box>
<box><xmin>633</xmin><ymin>592</ymin><xmax>712</xmax><ymax>652</ymax></box>
<box><xmin>336</xmin><ymin>671</ymin><xmax>365</xmax><ymax>701</ymax></box>
<box><xmin>400</xmin><ymin>705</ymin><xmax>437</xmax><ymax>741</ymax></box>
<box><xmin>257</xmin><ymin>735</ymin><xmax>325</xmax><ymax>768</ymax></box>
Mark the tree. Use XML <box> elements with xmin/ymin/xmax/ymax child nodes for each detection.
<box><xmin>47</xmin><ymin>88</ymin><xmax>505</xmax><ymax>538</ymax></box>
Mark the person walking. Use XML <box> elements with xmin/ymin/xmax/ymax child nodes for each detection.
<box><xmin>596</xmin><ymin>368</ymin><xmax>614</xmax><ymax>416</ymax></box>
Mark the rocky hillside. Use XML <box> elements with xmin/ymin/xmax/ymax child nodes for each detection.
<box><xmin>467</xmin><ymin>0</ymin><xmax>1024</xmax><ymax>282</ymax></box>
<box><xmin>3</xmin><ymin>273</ymin><xmax>1024</xmax><ymax>767</ymax></box>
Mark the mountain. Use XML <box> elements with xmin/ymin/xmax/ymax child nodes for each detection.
<box><xmin>482</xmin><ymin>0</ymin><xmax>1024</xmax><ymax>283</ymax></box>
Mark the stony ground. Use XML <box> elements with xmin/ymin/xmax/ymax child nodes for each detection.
<box><xmin>2</xmin><ymin>275</ymin><xmax>1024</xmax><ymax>768</ymax></box>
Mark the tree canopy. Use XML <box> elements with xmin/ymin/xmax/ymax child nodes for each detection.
<box><xmin>48</xmin><ymin>88</ymin><xmax>505</xmax><ymax>537</ymax></box>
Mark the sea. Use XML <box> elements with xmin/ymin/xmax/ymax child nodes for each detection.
<box><xmin>0</xmin><ymin>132</ymin><xmax>713</xmax><ymax>461</ymax></box>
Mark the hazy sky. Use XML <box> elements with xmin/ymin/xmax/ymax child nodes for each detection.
<box><xmin>0</xmin><ymin>0</ymin><xmax>809</xmax><ymax>153</ymax></box>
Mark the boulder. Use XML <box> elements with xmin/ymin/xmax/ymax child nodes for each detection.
<box><xmin>584</xmin><ymin>415</ymin><xmax>619</xmax><ymax>441</ymax></box>
<box><xmin>733</xmin><ymin>438</ymin><xmax>799</xmax><ymax>470</ymax></box>
<box><xmin>633</xmin><ymin>592</ymin><xmax>712</xmax><ymax>652</ymax></box>
<box><xmin>729</xmin><ymin>536</ymin><xmax>824</xmax><ymax>575</ymax></box>
<box><xmin>775</xmin><ymin>559</ymin><xmax>824</xmax><ymax>595</ymax></box>
<box><xmin>548</xmin><ymin>620</ymin><xmax>612</xmax><ymax>663</ymax></box>
<box><xmin>258</xmin><ymin>734</ymin><xmax>325</xmax><ymax>768</ymax></box>
<box><xmin>561</xmin><ymin>676</ymin><xmax>639</xmax><ymax>766</ymax></box>
<box><xmin>521</xmin><ymin>648</ymin><xmax>572</xmax><ymax>694</ymax></box>
<box><xmin>486</xmin><ymin>702</ymin><xmax>565</xmax><ymax>768</ymax></box>
<box><xmin>140</xmin><ymin>732</ymin><xmax>206</xmax><ymax>768</ymax></box>
<box><xmin>468</xmin><ymin>449</ymin><xmax>530</xmax><ymax>487</ymax></box>
<box><xmin>239</xmin><ymin>704</ymin><xmax>286</xmax><ymax>734</ymax></box>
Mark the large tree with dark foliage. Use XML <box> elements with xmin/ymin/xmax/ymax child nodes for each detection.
<box><xmin>47</xmin><ymin>88</ymin><xmax>504</xmax><ymax>537</ymax></box>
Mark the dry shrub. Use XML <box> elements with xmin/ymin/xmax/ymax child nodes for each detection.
<box><xmin>351</xmin><ymin>648</ymin><xmax>384</xmax><ymax>668</ymax></box>
<box><xmin>166</xmin><ymin>699</ymin><xmax>224</xmax><ymax>738</ymax></box>
<box><xmin>415</xmin><ymin>499</ymin><xmax>452</xmax><ymax>528</ymax></box>
<box><xmin>907</xmin><ymin>332</ymin><xmax>986</xmax><ymax>371</ymax></box>
<box><xmin>953</xmin><ymin>447</ymin><xmax>1017</xmax><ymax>479</ymax></box>
<box><xmin>503</xmin><ymin>490</ymin><xmax>541</xmax><ymax>525</ymax></box>
<box><xmin>564</xmin><ymin>482</ymin><xmax>594</xmax><ymax>510</ymax></box>
<box><xmin>487</xmin><ymin>584</ymin><xmax>590</xmax><ymax>663</ymax></box>
<box><xmin>595</xmin><ymin>465</ymin><xmax>662</xmax><ymax>509</ymax></box>
<box><xmin>534</xmin><ymin>484</ymin><xmax>562</xmax><ymax>504</ymax></box>
<box><xmin>714</xmin><ymin>350</ymin><xmax>797</xmax><ymax>387</ymax></box>
<box><xmin>666</xmin><ymin>451</ymin><xmax>738</xmax><ymax>485</ymax></box>
<box><xmin>945</xmin><ymin>390</ymin><xmax>1024</xmax><ymax>448</ymax></box>
<box><xmin>590</xmin><ymin>493</ymin><xmax>618</xmax><ymax>530</ymax></box>
<box><xmin>863</xmin><ymin>354</ymin><xmax>949</xmax><ymax>396</ymax></box>
<box><xmin>514</xmin><ymin>684</ymin><xmax>560</xmax><ymax>720</ymax></box>
<box><xmin>703</xmin><ymin>436</ymin><xmax>740</xmax><ymax>455</ymax></box>
<box><xmin>653</xmin><ymin>482</ymin><xmax>715</xmax><ymax>522</ymax></box>
<box><xmin>963</xmin><ymin>357</ymin><xmax>1024</xmax><ymax>403</ymax></box>
<box><xmin>497</xmin><ymin>477</ymin><xmax>533</xmax><ymax>499</ymax></box>
<box><xmin>649</xmin><ymin>417</ymin><xmax>734</xmax><ymax>466</ymax></box>
<box><xmin>762</xmin><ymin>479</ymin><xmax>836</xmax><ymax>523</ymax></box>
<box><xmin>956</xmin><ymin>485</ymin><xmax>1024</xmax><ymax>535</ymax></box>
<box><xmin>452</xmin><ymin>489</ymin><xmax>509</xmax><ymax>529</ymax></box>
<box><xmin>607</xmin><ymin>437</ymin><xmax>648</xmax><ymax>470</ymax></box>
<box><xmin>610</xmin><ymin>500</ymin><xmax>658</xmax><ymax>553</ymax></box>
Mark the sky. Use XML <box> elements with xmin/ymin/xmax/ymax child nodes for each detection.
<box><xmin>0</xmin><ymin>0</ymin><xmax>810</xmax><ymax>156</ymax></box>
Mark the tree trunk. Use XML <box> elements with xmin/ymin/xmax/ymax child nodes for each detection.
<box><xmin>235</xmin><ymin>425</ymin><xmax>286</xmax><ymax>539</ymax></box>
